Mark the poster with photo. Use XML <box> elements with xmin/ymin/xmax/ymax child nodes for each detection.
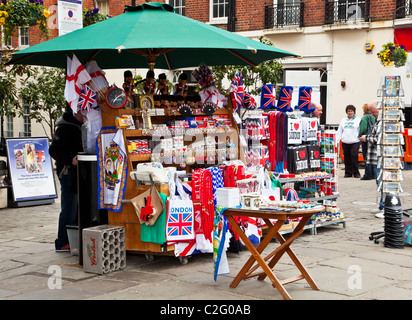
<box><xmin>6</xmin><ymin>137</ymin><xmax>57</xmax><ymax>202</ymax></box>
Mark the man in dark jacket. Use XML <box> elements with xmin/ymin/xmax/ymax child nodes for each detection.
<box><xmin>49</xmin><ymin>106</ymin><xmax>84</xmax><ymax>251</ymax></box>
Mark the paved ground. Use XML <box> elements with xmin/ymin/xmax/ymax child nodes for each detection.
<box><xmin>0</xmin><ymin>163</ymin><xmax>411</xmax><ymax>302</ymax></box>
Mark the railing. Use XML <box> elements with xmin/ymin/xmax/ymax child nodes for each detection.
<box><xmin>325</xmin><ymin>0</ymin><xmax>370</xmax><ymax>24</ymax></box>
<box><xmin>395</xmin><ymin>0</ymin><xmax>412</xmax><ymax>19</ymax></box>
<box><xmin>264</xmin><ymin>2</ymin><xmax>305</xmax><ymax>29</ymax></box>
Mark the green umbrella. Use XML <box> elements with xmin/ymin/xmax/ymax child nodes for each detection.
<box><xmin>7</xmin><ymin>2</ymin><xmax>297</xmax><ymax>69</ymax></box>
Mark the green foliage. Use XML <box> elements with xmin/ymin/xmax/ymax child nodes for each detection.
<box><xmin>1</xmin><ymin>0</ymin><xmax>50</xmax><ymax>43</ymax></box>
<box><xmin>0</xmin><ymin>47</ymin><xmax>33</xmax><ymax>119</ymax></box>
<box><xmin>212</xmin><ymin>37</ymin><xmax>284</xmax><ymax>96</ymax></box>
<box><xmin>19</xmin><ymin>66</ymin><xmax>66</xmax><ymax>137</ymax></box>
<box><xmin>83</xmin><ymin>7</ymin><xmax>109</xmax><ymax>27</ymax></box>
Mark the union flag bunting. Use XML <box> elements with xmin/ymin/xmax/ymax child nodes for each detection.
<box><xmin>77</xmin><ymin>85</ymin><xmax>97</xmax><ymax>111</ymax></box>
<box><xmin>229</xmin><ymin>71</ymin><xmax>244</xmax><ymax>111</ymax></box>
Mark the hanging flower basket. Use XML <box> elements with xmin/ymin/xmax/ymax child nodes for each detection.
<box><xmin>83</xmin><ymin>7</ymin><xmax>110</xmax><ymax>27</ymax></box>
<box><xmin>377</xmin><ymin>42</ymin><xmax>409</xmax><ymax>68</ymax></box>
<box><xmin>0</xmin><ymin>0</ymin><xmax>50</xmax><ymax>44</ymax></box>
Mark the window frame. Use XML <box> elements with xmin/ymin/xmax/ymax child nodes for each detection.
<box><xmin>209</xmin><ymin>0</ymin><xmax>229</xmax><ymax>24</ymax></box>
<box><xmin>168</xmin><ymin>0</ymin><xmax>185</xmax><ymax>15</ymax></box>
<box><xmin>18</xmin><ymin>26</ymin><xmax>29</xmax><ymax>48</ymax></box>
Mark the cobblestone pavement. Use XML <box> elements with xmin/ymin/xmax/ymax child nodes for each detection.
<box><xmin>0</xmin><ymin>163</ymin><xmax>411</xmax><ymax>301</ymax></box>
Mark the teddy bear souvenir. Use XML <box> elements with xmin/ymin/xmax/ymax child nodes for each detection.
<box><xmin>174</xmin><ymin>73</ymin><xmax>188</xmax><ymax>97</ymax></box>
<box><xmin>143</xmin><ymin>70</ymin><xmax>156</xmax><ymax>95</ymax></box>
<box><xmin>123</xmin><ymin>70</ymin><xmax>135</xmax><ymax>109</ymax></box>
<box><xmin>156</xmin><ymin>73</ymin><xmax>169</xmax><ymax>95</ymax></box>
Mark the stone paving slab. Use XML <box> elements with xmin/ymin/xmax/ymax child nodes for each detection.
<box><xmin>0</xmin><ymin>164</ymin><xmax>411</xmax><ymax>301</ymax></box>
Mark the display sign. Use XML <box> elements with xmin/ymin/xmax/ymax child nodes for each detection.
<box><xmin>6</xmin><ymin>137</ymin><xmax>57</xmax><ymax>202</ymax></box>
<box><xmin>58</xmin><ymin>0</ymin><xmax>83</xmax><ymax>36</ymax></box>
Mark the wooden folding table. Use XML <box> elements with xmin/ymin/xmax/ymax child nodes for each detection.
<box><xmin>223</xmin><ymin>206</ymin><xmax>324</xmax><ymax>300</ymax></box>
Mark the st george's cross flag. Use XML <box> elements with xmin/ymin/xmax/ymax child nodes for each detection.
<box><xmin>295</xmin><ymin>86</ymin><xmax>314</xmax><ymax>112</ymax></box>
<box><xmin>260</xmin><ymin>84</ymin><xmax>276</xmax><ymax>109</ymax></box>
<box><xmin>85</xmin><ymin>60</ymin><xmax>109</xmax><ymax>91</ymax></box>
<box><xmin>78</xmin><ymin>85</ymin><xmax>97</xmax><ymax>111</ymax></box>
<box><xmin>64</xmin><ymin>54</ymin><xmax>91</xmax><ymax>114</ymax></box>
<box><xmin>276</xmin><ymin>86</ymin><xmax>293</xmax><ymax>112</ymax></box>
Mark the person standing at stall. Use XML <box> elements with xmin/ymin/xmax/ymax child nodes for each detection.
<box><xmin>358</xmin><ymin>103</ymin><xmax>376</xmax><ymax>180</ymax></box>
<box><xmin>49</xmin><ymin>105</ymin><xmax>84</xmax><ymax>252</ymax></box>
<box><xmin>337</xmin><ymin>105</ymin><xmax>361</xmax><ymax>178</ymax></box>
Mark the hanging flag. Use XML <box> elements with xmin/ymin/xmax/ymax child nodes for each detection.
<box><xmin>64</xmin><ymin>56</ymin><xmax>73</xmax><ymax>105</ymax></box>
<box><xmin>243</xmin><ymin>92</ymin><xmax>256</xmax><ymax>110</ymax></box>
<box><xmin>85</xmin><ymin>60</ymin><xmax>109</xmax><ymax>91</ymax></box>
<box><xmin>78</xmin><ymin>85</ymin><xmax>97</xmax><ymax>111</ymax></box>
<box><xmin>260</xmin><ymin>84</ymin><xmax>276</xmax><ymax>109</ymax></box>
<box><xmin>213</xmin><ymin>208</ymin><xmax>231</xmax><ymax>281</ymax></box>
<box><xmin>64</xmin><ymin>54</ymin><xmax>91</xmax><ymax>113</ymax></box>
<box><xmin>229</xmin><ymin>71</ymin><xmax>244</xmax><ymax>111</ymax></box>
<box><xmin>295</xmin><ymin>86</ymin><xmax>314</xmax><ymax>112</ymax></box>
<box><xmin>276</xmin><ymin>86</ymin><xmax>293</xmax><ymax>112</ymax></box>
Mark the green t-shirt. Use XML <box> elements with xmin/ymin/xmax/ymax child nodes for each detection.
<box><xmin>358</xmin><ymin>113</ymin><xmax>375</xmax><ymax>137</ymax></box>
<box><xmin>140</xmin><ymin>192</ymin><xmax>167</xmax><ymax>245</ymax></box>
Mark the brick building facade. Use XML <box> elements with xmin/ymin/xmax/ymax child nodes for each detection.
<box><xmin>2</xmin><ymin>0</ymin><xmax>412</xmax><ymax>136</ymax></box>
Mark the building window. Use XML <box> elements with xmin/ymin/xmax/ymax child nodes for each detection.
<box><xmin>325</xmin><ymin>0</ymin><xmax>369</xmax><ymax>24</ymax></box>
<box><xmin>22</xmin><ymin>106</ymin><xmax>31</xmax><ymax>137</ymax></box>
<box><xmin>1</xmin><ymin>26</ymin><xmax>11</xmax><ymax>47</ymax></box>
<box><xmin>96</xmin><ymin>0</ymin><xmax>109</xmax><ymax>15</ymax></box>
<box><xmin>265</xmin><ymin>0</ymin><xmax>303</xmax><ymax>28</ymax></box>
<box><xmin>19</xmin><ymin>27</ymin><xmax>29</xmax><ymax>47</ymax></box>
<box><xmin>168</xmin><ymin>0</ymin><xmax>185</xmax><ymax>15</ymax></box>
<box><xmin>5</xmin><ymin>115</ymin><xmax>13</xmax><ymax>137</ymax></box>
<box><xmin>395</xmin><ymin>0</ymin><xmax>412</xmax><ymax>19</ymax></box>
<box><xmin>210</xmin><ymin>0</ymin><xmax>228</xmax><ymax>23</ymax></box>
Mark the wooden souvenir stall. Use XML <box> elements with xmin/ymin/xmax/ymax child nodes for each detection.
<box><xmin>99</xmin><ymin>91</ymin><xmax>241</xmax><ymax>259</ymax></box>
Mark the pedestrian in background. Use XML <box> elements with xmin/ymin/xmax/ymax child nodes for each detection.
<box><xmin>359</xmin><ymin>102</ymin><xmax>383</xmax><ymax>218</ymax></box>
<box><xmin>49</xmin><ymin>105</ymin><xmax>84</xmax><ymax>252</ymax></box>
<box><xmin>358</xmin><ymin>103</ymin><xmax>376</xmax><ymax>180</ymax></box>
<box><xmin>337</xmin><ymin>104</ymin><xmax>361</xmax><ymax>178</ymax></box>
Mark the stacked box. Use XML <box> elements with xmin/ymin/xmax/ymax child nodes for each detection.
<box><xmin>83</xmin><ymin>225</ymin><xmax>126</xmax><ymax>274</ymax></box>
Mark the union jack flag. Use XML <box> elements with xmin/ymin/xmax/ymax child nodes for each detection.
<box><xmin>166</xmin><ymin>208</ymin><xmax>194</xmax><ymax>242</ymax></box>
<box><xmin>276</xmin><ymin>86</ymin><xmax>293</xmax><ymax>112</ymax></box>
<box><xmin>243</xmin><ymin>92</ymin><xmax>256</xmax><ymax>110</ymax></box>
<box><xmin>77</xmin><ymin>85</ymin><xmax>97</xmax><ymax>111</ymax></box>
<box><xmin>260</xmin><ymin>84</ymin><xmax>276</xmax><ymax>109</ymax></box>
<box><xmin>230</xmin><ymin>71</ymin><xmax>244</xmax><ymax>111</ymax></box>
<box><xmin>295</xmin><ymin>86</ymin><xmax>313</xmax><ymax>112</ymax></box>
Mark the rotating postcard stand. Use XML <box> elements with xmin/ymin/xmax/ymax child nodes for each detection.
<box><xmin>370</xmin><ymin>76</ymin><xmax>407</xmax><ymax>247</ymax></box>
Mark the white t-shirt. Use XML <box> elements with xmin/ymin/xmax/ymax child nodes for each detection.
<box><xmin>337</xmin><ymin>115</ymin><xmax>361</xmax><ymax>144</ymax></box>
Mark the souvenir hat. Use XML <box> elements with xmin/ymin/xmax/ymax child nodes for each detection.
<box><xmin>276</xmin><ymin>86</ymin><xmax>293</xmax><ymax>112</ymax></box>
<box><xmin>284</xmin><ymin>188</ymin><xmax>299</xmax><ymax>201</ymax></box>
<box><xmin>295</xmin><ymin>86</ymin><xmax>314</xmax><ymax>112</ymax></box>
<box><xmin>260</xmin><ymin>84</ymin><xmax>276</xmax><ymax>109</ymax></box>
<box><xmin>243</xmin><ymin>92</ymin><xmax>256</xmax><ymax>110</ymax></box>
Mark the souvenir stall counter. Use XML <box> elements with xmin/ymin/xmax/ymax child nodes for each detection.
<box><xmin>97</xmin><ymin>65</ymin><xmax>243</xmax><ymax>262</ymax></box>
<box><xmin>88</xmin><ymin>60</ymin><xmax>347</xmax><ymax>272</ymax></box>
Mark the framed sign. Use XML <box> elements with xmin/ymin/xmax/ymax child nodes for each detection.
<box><xmin>6</xmin><ymin>137</ymin><xmax>57</xmax><ymax>203</ymax></box>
